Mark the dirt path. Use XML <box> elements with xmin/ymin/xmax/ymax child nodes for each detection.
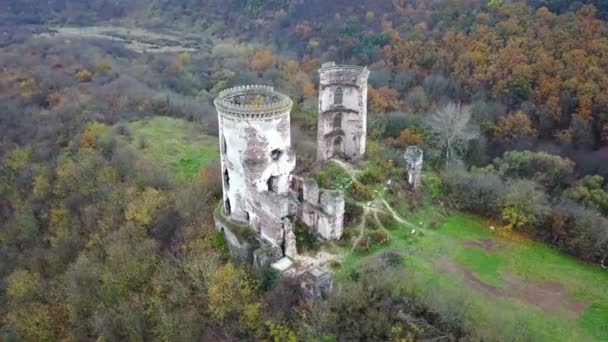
<box><xmin>330</xmin><ymin>159</ymin><xmax>428</xmax><ymax>250</ymax></box>
<box><xmin>436</xmin><ymin>258</ymin><xmax>588</xmax><ymax>315</ymax></box>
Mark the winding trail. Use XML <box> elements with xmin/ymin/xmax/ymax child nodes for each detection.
<box><xmin>330</xmin><ymin>158</ymin><xmax>426</xmax><ymax>250</ymax></box>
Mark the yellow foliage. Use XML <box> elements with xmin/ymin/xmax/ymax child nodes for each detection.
<box><xmin>208</xmin><ymin>263</ymin><xmax>256</xmax><ymax>320</ymax></box>
<box><xmin>125</xmin><ymin>187</ymin><xmax>168</xmax><ymax>226</ymax></box>
<box><xmin>249</xmin><ymin>48</ymin><xmax>276</xmax><ymax>73</ymax></box>
<box><xmin>5</xmin><ymin>146</ymin><xmax>32</xmax><ymax>173</ymax></box>
<box><xmin>501</xmin><ymin>206</ymin><xmax>533</xmax><ymax>230</ymax></box>
<box><xmin>80</xmin><ymin>122</ymin><xmax>107</xmax><ymax>150</ymax></box>
<box><xmin>75</xmin><ymin>68</ymin><xmax>93</xmax><ymax>82</ymax></box>
<box><xmin>95</xmin><ymin>60</ymin><xmax>112</xmax><ymax>75</ymax></box>
<box><xmin>33</xmin><ymin>171</ymin><xmax>50</xmax><ymax>199</ymax></box>
<box><xmin>6</xmin><ymin>269</ymin><xmax>41</xmax><ymax>303</ymax></box>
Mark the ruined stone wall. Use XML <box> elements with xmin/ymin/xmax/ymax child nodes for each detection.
<box><xmin>215</xmin><ymin>85</ymin><xmax>347</xmax><ymax>269</ymax></box>
<box><xmin>317</xmin><ymin>62</ymin><xmax>369</xmax><ymax>162</ymax></box>
<box><xmin>290</xmin><ymin>175</ymin><xmax>345</xmax><ymax>240</ymax></box>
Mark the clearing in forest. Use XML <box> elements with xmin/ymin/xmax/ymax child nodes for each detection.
<box><xmin>126</xmin><ymin>116</ymin><xmax>219</xmax><ymax>181</ymax></box>
<box><xmin>320</xmin><ymin>161</ymin><xmax>608</xmax><ymax>341</ymax></box>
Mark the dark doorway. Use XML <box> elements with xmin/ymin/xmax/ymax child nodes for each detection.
<box><xmin>333</xmin><ymin>136</ymin><xmax>344</xmax><ymax>157</ymax></box>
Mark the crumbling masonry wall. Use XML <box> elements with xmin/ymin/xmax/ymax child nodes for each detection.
<box><xmin>289</xmin><ymin>176</ymin><xmax>345</xmax><ymax>240</ymax></box>
<box><xmin>214</xmin><ymin>83</ymin><xmax>350</xmax><ymax>269</ymax></box>
<box><xmin>317</xmin><ymin>62</ymin><xmax>370</xmax><ymax>162</ymax></box>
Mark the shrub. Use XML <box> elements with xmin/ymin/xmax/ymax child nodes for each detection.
<box><xmin>295</xmin><ymin>222</ymin><xmax>317</xmax><ymax>253</ymax></box>
<box><xmin>344</xmin><ymin>201</ymin><xmax>364</xmax><ymax>226</ymax></box>
<box><xmin>355</xmin><ymin>238</ymin><xmax>370</xmax><ymax>252</ymax></box>
<box><xmin>349</xmin><ymin>182</ymin><xmax>374</xmax><ymax>202</ymax></box>
<box><xmin>369</xmin><ymin>231</ymin><xmax>390</xmax><ymax>246</ymax></box>
<box><xmin>377</xmin><ymin>212</ymin><xmax>398</xmax><ymax>230</ymax></box>
<box><xmin>365</xmin><ymin>216</ymin><xmax>380</xmax><ymax>231</ymax></box>
<box><xmin>314</xmin><ymin>162</ymin><xmax>351</xmax><ymax>190</ymax></box>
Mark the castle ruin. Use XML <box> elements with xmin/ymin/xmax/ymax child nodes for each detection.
<box><xmin>317</xmin><ymin>62</ymin><xmax>370</xmax><ymax>162</ymax></box>
<box><xmin>214</xmin><ymin>63</ymin><xmax>368</xmax><ymax>271</ymax></box>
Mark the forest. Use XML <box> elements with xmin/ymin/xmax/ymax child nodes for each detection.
<box><xmin>1</xmin><ymin>0</ymin><xmax>608</xmax><ymax>341</ymax></box>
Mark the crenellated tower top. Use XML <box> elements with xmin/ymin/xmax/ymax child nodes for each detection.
<box><xmin>214</xmin><ymin>85</ymin><xmax>293</xmax><ymax>120</ymax></box>
<box><xmin>318</xmin><ymin>62</ymin><xmax>369</xmax><ymax>88</ymax></box>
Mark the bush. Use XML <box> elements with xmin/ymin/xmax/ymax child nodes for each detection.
<box><xmin>355</xmin><ymin>238</ymin><xmax>370</xmax><ymax>252</ymax></box>
<box><xmin>313</xmin><ymin>162</ymin><xmax>351</xmax><ymax>190</ymax></box>
<box><xmin>377</xmin><ymin>212</ymin><xmax>398</xmax><ymax>230</ymax></box>
<box><xmin>295</xmin><ymin>222</ymin><xmax>317</xmax><ymax>253</ymax></box>
<box><xmin>443</xmin><ymin>168</ymin><xmax>506</xmax><ymax>216</ymax></box>
<box><xmin>348</xmin><ymin>182</ymin><xmax>374</xmax><ymax>202</ymax></box>
<box><xmin>344</xmin><ymin>201</ymin><xmax>364</xmax><ymax>226</ymax></box>
<box><xmin>365</xmin><ymin>216</ymin><xmax>380</xmax><ymax>231</ymax></box>
<box><xmin>369</xmin><ymin>231</ymin><xmax>390</xmax><ymax>246</ymax></box>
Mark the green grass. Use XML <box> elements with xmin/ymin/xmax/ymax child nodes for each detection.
<box><xmin>580</xmin><ymin>303</ymin><xmax>608</xmax><ymax>340</ymax></box>
<box><xmin>338</xmin><ymin>208</ymin><xmax>608</xmax><ymax>341</ymax></box>
<box><xmin>456</xmin><ymin>248</ymin><xmax>504</xmax><ymax>286</ymax></box>
<box><xmin>126</xmin><ymin>116</ymin><xmax>219</xmax><ymax>181</ymax></box>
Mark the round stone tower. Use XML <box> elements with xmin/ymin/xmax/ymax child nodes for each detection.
<box><xmin>317</xmin><ymin>62</ymin><xmax>370</xmax><ymax>162</ymax></box>
<box><xmin>214</xmin><ymin>85</ymin><xmax>296</xmax><ymax>231</ymax></box>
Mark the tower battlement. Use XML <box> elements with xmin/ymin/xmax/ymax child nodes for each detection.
<box><xmin>215</xmin><ymin>85</ymin><xmax>293</xmax><ymax>119</ymax></box>
<box><xmin>319</xmin><ymin>63</ymin><xmax>370</xmax><ymax>88</ymax></box>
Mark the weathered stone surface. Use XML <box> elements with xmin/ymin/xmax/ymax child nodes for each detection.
<box><xmin>214</xmin><ymin>83</ymin><xmax>355</xmax><ymax>268</ymax></box>
<box><xmin>271</xmin><ymin>257</ymin><xmax>294</xmax><ymax>272</ymax></box>
<box><xmin>253</xmin><ymin>244</ymin><xmax>282</xmax><ymax>271</ymax></box>
<box><xmin>404</xmin><ymin>146</ymin><xmax>424</xmax><ymax>189</ymax></box>
<box><xmin>283</xmin><ymin>218</ymin><xmax>298</xmax><ymax>259</ymax></box>
<box><xmin>215</xmin><ymin>217</ymin><xmax>257</xmax><ymax>265</ymax></box>
<box><xmin>300</xmin><ymin>267</ymin><xmax>333</xmax><ymax>300</ymax></box>
<box><xmin>317</xmin><ymin>62</ymin><xmax>369</xmax><ymax>162</ymax></box>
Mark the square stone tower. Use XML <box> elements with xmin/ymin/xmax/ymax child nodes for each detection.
<box><xmin>317</xmin><ymin>62</ymin><xmax>370</xmax><ymax>162</ymax></box>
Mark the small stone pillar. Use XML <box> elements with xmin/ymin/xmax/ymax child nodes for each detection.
<box><xmin>283</xmin><ymin>218</ymin><xmax>298</xmax><ymax>259</ymax></box>
<box><xmin>404</xmin><ymin>146</ymin><xmax>423</xmax><ymax>189</ymax></box>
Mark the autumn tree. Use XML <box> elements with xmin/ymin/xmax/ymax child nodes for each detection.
<box><xmin>369</xmin><ymin>86</ymin><xmax>399</xmax><ymax>113</ymax></box>
<box><xmin>249</xmin><ymin>48</ymin><xmax>276</xmax><ymax>75</ymax></box>
<box><xmin>493</xmin><ymin>111</ymin><xmax>537</xmax><ymax>144</ymax></box>
<box><xmin>394</xmin><ymin>128</ymin><xmax>423</xmax><ymax>148</ymax></box>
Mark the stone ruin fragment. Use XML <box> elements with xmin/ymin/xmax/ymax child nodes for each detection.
<box><xmin>404</xmin><ymin>146</ymin><xmax>424</xmax><ymax>189</ymax></box>
<box><xmin>212</xmin><ymin>63</ymin><xmax>369</xmax><ymax>298</ymax></box>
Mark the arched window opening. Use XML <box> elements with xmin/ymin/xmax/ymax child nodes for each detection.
<box><xmin>334</xmin><ymin>87</ymin><xmax>343</xmax><ymax>105</ymax></box>
<box><xmin>245</xmin><ymin>211</ymin><xmax>250</xmax><ymax>222</ymax></box>
<box><xmin>222</xmin><ymin>136</ymin><xmax>227</xmax><ymax>155</ymax></box>
<box><xmin>333</xmin><ymin>136</ymin><xmax>343</xmax><ymax>157</ymax></box>
<box><xmin>333</xmin><ymin>113</ymin><xmax>342</xmax><ymax>129</ymax></box>
<box><xmin>267</xmin><ymin>176</ymin><xmax>278</xmax><ymax>193</ymax></box>
<box><xmin>225</xmin><ymin>198</ymin><xmax>231</xmax><ymax>215</ymax></box>
<box><xmin>271</xmin><ymin>149</ymin><xmax>283</xmax><ymax>161</ymax></box>
<box><xmin>223</xmin><ymin>169</ymin><xmax>230</xmax><ymax>189</ymax></box>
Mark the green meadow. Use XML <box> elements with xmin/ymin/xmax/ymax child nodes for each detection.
<box><xmin>126</xmin><ymin>116</ymin><xmax>219</xmax><ymax>181</ymax></box>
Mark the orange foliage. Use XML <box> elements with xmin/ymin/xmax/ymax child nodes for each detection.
<box><xmin>494</xmin><ymin>111</ymin><xmax>537</xmax><ymax>144</ymax></box>
<box><xmin>249</xmin><ymin>48</ymin><xmax>276</xmax><ymax>74</ymax></box>
<box><xmin>395</xmin><ymin>128</ymin><xmax>423</xmax><ymax>148</ymax></box>
<box><xmin>368</xmin><ymin>86</ymin><xmax>399</xmax><ymax>113</ymax></box>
